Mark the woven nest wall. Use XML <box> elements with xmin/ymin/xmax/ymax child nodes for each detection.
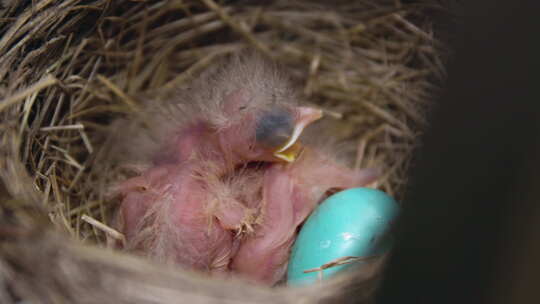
<box><xmin>0</xmin><ymin>0</ymin><xmax>444</xmax><ymax>303</ymax></box>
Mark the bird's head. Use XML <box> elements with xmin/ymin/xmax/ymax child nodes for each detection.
<box><xmin>215</xmin><ymin>89</ymin><xmax>322</xmax><ymax>164</ymax></box>
<box><xmin>253</xmin><ymin>106</ymin><xmax>323</xmax><ymax>162</ymax></box>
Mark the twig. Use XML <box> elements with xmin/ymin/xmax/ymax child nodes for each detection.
<box><xmin>303</xmin><ymin>255</ymin><xmax>380</xmax><ymax>276</ymax></box>
<box><xmin>40</xmin><ymin>124</ymin><xmax>85</xmax><ymax>131</ymax></box>
<box><xmin>0</xmin><ymin>75</ymin><xmax>58</xmax><ymax>112</ymax></box>
<box><xmin>97</xmin><ymin>75</ymin><xmax>139</xmax><ymax>110</ymax></box>
<box><xmin>81</xmin><ymin>214</ymin><xmax>126</xmax><ymax>246</ymax></box>
<box><xmin>200</xmin><ymin>0</ymin><xmax>271</xmax><ymax>57</ymax></box>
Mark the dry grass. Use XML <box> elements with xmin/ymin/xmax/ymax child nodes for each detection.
<box><xmin>0</xmin><ymin>0</ymin><xmax>444</xmax><ymax>303</ymax></box>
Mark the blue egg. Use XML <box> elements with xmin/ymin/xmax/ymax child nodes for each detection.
<box><xmin>287</xmin><ymin>187</ymin><xmax>399</xmax><ymax>286</ymax></box>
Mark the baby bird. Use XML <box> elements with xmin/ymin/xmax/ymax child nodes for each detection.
<box><xmin>112</xmin><ymin>53</ymin><xmax>378</xmax><ymax>285</ymax></box>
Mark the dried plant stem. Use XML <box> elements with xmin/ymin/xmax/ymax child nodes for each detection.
<box><xmin>81</xmin><ymin>214</ymin><xmax>126</xmax><ymax>246</ymax></box>
<box><xmin>0</xmin><ymin>0</ymin><xmax>443</xmax><ymax>302</ymax></box>
<box><xmin>0</xmin><ymin>75</ymin><xmax>58</xmax><ymax>112</ymax></box>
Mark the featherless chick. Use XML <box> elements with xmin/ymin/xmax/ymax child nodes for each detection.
<box><xmin>110</xmin><ymin>52</ymin><xmax>379</xmax><ymax>286</ymax></box>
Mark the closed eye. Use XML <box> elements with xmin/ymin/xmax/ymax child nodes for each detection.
<box><xmin>255</xmin><ymin>108</ymin><xmax>294</xmax><ymax>149</ymax></box>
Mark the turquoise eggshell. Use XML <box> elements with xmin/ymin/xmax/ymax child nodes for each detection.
<box><xmin>287</xmin><ymin>187</ymin><xmax>399</xmax><ymax>286</ymax></box>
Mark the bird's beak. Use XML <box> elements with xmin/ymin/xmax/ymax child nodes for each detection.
<box><xmin>274</xmin><ymin>107</ymin><xmax>323</xmax><ymax>162</ymax></box>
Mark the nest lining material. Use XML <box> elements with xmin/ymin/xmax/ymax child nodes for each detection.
<box><xmin>0</xmin><ymin>0</ymin><xmax>443</xmax><ymax>303</ymax></box>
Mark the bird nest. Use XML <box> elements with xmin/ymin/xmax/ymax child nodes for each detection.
<box><xmin>0</xmin><ymin>0</ymin><xmax>444</xmax><ymax>303</ymax></box>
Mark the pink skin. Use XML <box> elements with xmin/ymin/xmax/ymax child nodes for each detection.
<box><xmin>115</xmin><ymin>99</ymin><xmax>297</xmax><ymax>273</ymax></box>
<box><xmin>230</xmin><ymin>148</ymin><xmax>378</xmax><ymax>285</ymax></box>
<box><xmin>152</xmin><ymin>89</ymin><xmax>280</xmax><ymax>167</ymax></box>
<box><xmin>116</xmin><ymin>164</ymin><xmax>236</xmax><ymax>271</ymax></box>
<box><xmin>115</xmin><ymin>94</ymin><xmax>378</xmax><ymax>284</ymax></box>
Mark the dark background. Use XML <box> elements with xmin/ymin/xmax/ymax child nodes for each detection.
<box><xmin>377</xmin><ymin>1</ymin><xmax>540</xmax><ymax>303</ymax></box>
